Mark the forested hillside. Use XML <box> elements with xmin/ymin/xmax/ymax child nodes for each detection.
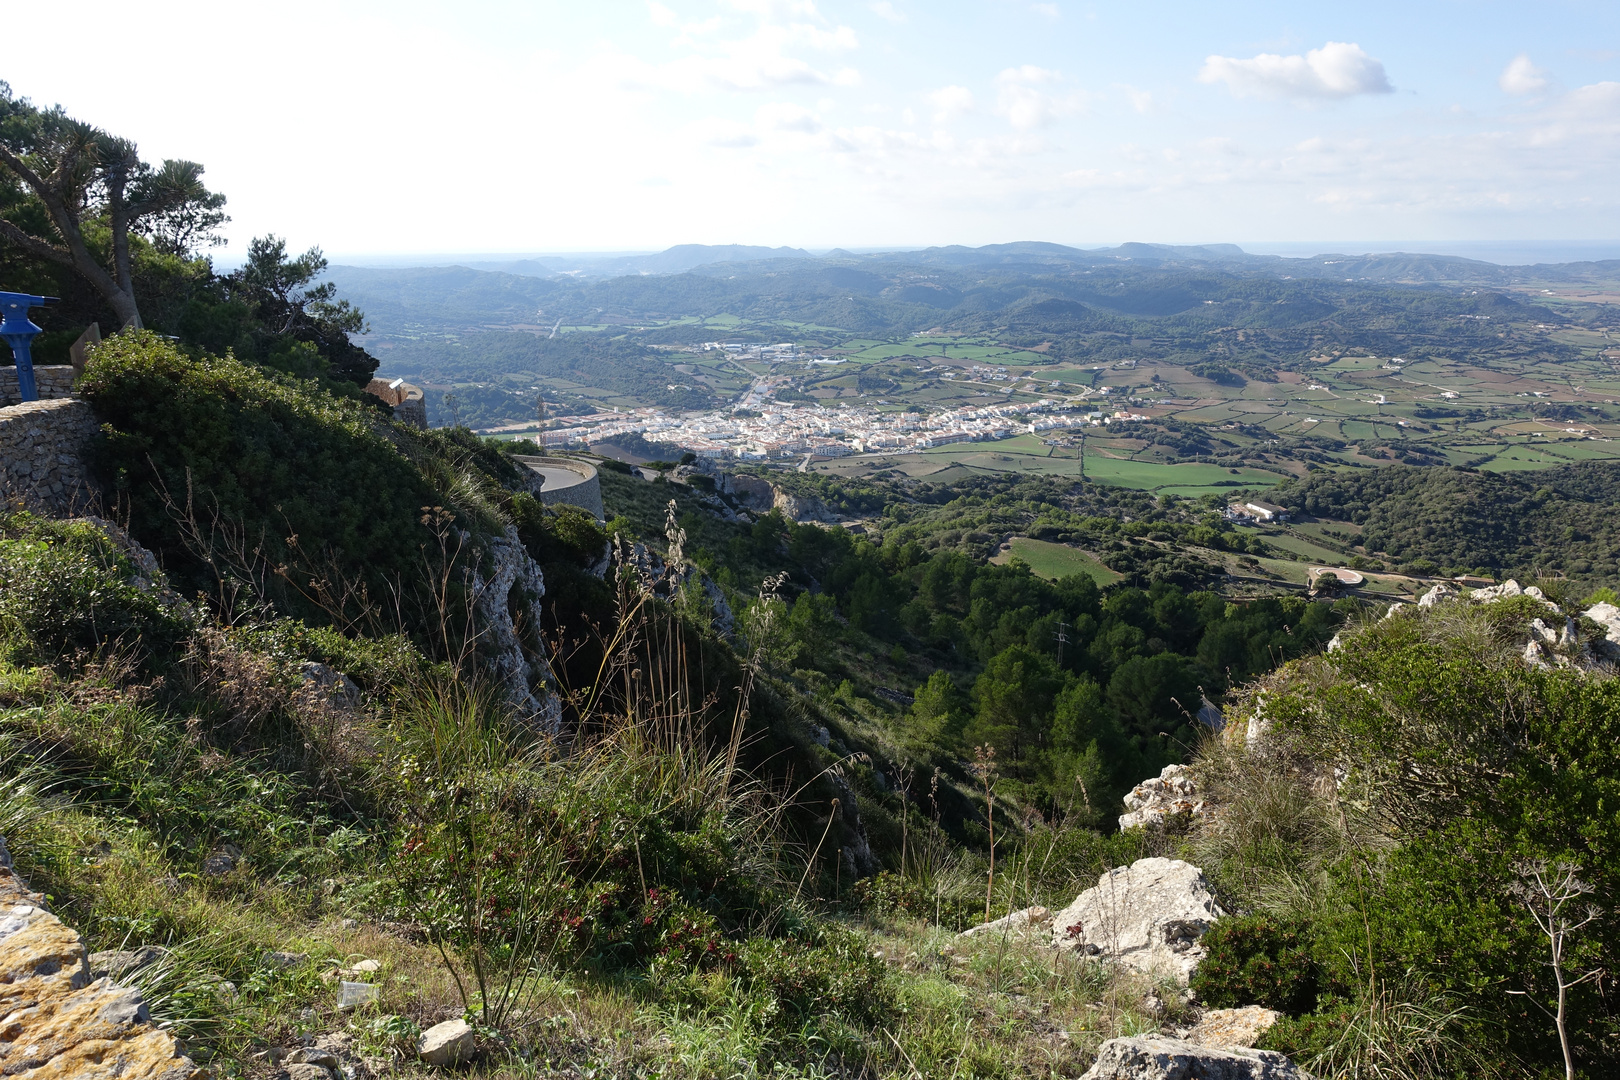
<box><xmin>1271</xmin><ymin>462</ymin><xmax>1620</xmax><ymax>580</ymax></box>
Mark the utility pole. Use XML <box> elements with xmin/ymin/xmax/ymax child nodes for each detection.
<box><xmin>1055</xmin><ymin>618</ymin><xmax>1071</xmax><ymax>667</ymax></box>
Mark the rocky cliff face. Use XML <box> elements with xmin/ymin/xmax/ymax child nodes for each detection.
<box><xmin>471</xmin><ymin>525</ymin><xmax>561</xmax><ymax>731</ymax></box>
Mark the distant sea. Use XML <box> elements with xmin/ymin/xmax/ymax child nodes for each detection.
<box><xmin>1236</xmin><ymin>240</ymin><xmax>1620</xmax><ymax>266</ymax></box>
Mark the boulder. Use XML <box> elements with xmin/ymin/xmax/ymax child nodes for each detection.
<box><xmin>1416</xmin><ymin>584</ymin><xmax>1455</xmax><ymax>608</ymax></box>
<box><xmin>1469</xmin><ymin>579</ymin><xmax>1523</xmax><ymax>602</ymax></box>
<box><xmin>298</xmin><ymin>662</ymin><xmax>360</xmax><ymax>710</ymax></box>
<box><xmin>959</xmin><ymin>905</ymin><xmax>1052</xmax><ymax>940</ymax></box>
<box><xmin>89</xmin><ymin>945</ymin><xmax>168</xmax><ymax>980</ymax></box>
<box><xmin>1050</xmin><ymin>858</ymin><xmax>1225</xmax><ymax>982</ymax></box>
<box><xmin>282</xmin><ymin>1066</ymin><xmax>334</xmax><ymax>1080</ymax></box>
<box><xmin>419</xmin><ymin>1018</ymin><xmax>476</xmax><ymax>1067</ymax></box>
<box><xmin>1188</xmin><ymin>1006</ymin><xmax>1283</xmax><ymax>1049</ymax></box>
<box><xmin>1081</xmin><ymin>1036</ymin><xmax>1304</xmax><ymax>1080</ymax></box>
<box><xmin>1119</xmin><ymin>765</ymin><xmax>1209</xmax><ymax>831</ymax></box>
<box><xmin>0</xmin><ymin>843</ymin><xmax>201</xmax><ymax>1078</ymax></box>
<box><xmin>1583</xmin><ymin>601</ymin><xmax>1620</xmax><ymax>644</ymax></box>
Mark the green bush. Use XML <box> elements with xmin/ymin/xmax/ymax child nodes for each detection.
<box><xmin>740</xmin><ymin>928</ymin><xmax>895</xmax><ymax>1028</ymax></box>
<box><xmin>79</xmin><ymin>332</ymin><xmax>447</xmax><ymax>626</ymax></box>
<box><xmin>0</xmin><ymin>512</ymin><xmax>193</xmax><ymax>667</ymax></box>
<box><xmin>1191</xmin><ymin>914</ymin><xmax>1319</xmax><ymax>1016</ymax></box>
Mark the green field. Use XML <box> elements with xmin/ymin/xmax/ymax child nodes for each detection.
<box><xmin>1078</xmin><ymin>454</ymin><xmax>1285</xmax><ymax>495</ymax></box>
<box><xmin>992</xmin><ymin>538</ymin><xmax>1123</xmax><ymax>585</ymax></box>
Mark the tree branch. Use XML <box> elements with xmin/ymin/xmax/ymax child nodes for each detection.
<box><xmin>0</xmin><ymin>218</ymin><xmax>73</xmax><ymax>266</ymax></box>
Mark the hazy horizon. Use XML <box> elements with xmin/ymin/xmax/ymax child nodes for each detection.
<box><xmin>310</xmin><ymin>238</ymin><xmax>1620</xmax><ymax>272</ymax></box>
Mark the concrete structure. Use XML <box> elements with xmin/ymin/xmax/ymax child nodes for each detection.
<box><xmin>0</xmin><ymin>398</ymin><xmax>101</xmax><ymax>514</ymax></box>
<box><xmin>513</xmin><ymin>455</ymin><xmax>604</xmax><ymax>520</ymax></box>
<box><xmin>0</xmin><ymin>364</ymin><xmax>77</xmax><ymax>406</ymax></box>
<box><xmin>364</xmin><ymin>376</ymin><xmax>427</xmax><ymax>429</ymax></box>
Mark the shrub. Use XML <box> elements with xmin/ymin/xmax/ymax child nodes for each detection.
<box><xmin>740</xmin><ymin>928</ymin><xmax>894</xmax><ymax>1028</ymax></box>
<box><xmin>79</xmin><ymin>332</ymin><xmax>447</xmax><ymax>626</ymax></box>
<box><xmin>1191</xmin><ymin>914</ymin><xmax>1319</xmax><ymax>1016</ymax></box>
<box><xmin>0</xmin><ymin>512</ymin><xmax>193</xmax><ymax>667</ymax></box>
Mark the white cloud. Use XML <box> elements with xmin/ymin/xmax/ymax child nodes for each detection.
<box><xmin>1116</xmin><ymin>84</ymin><xmax>1156</xmax><ymax>114</ymax></box>
<box><xmin>1499</xmin><ymin>55</ymin><xmax>1549</xmax><ymax>95</ymax></box>
<box><xmin>1032</xmin><ymin>3</ymin><xmax>1060</xmax><ymax>18</ymax></box>
<box><xmin>995</xmin><ymin>65</ymin><xmax>1082</xmax><ymax>130</ymax></box>
<box><xmin>929</xmin><ymin>84</ymin><xmax>974</xmax><ymax>123</ymax></box>
<box><xmin>758</xmin><ymin>101</ymin><xmax>824</xmax><ymax>133</ymax></box>
<box><xmin>647</xmin><ymin>2</ymin><xmax>678</xmax><ymax>28</ymax></box>
<box><xmin>1199</xmin><ymin>41</ymin><xmax>1393</xmax><ymax>100</ymax></box>
<box><xmin>868</xmin><ymin>1</ymin><xmax>905</xmax><ymax>23</ymax></box>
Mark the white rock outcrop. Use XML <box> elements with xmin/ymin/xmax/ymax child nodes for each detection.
<box><xmin>470</xmin><ymin>525</ymin><xmax>559</xmax><ymax>730</ymax></box>
<box><xmin>1050</xmin><ymin>858</ymin><xmax>1225</xmax><ymax>982</ymax></box>
<box><xmin>1119</xmin><ymin>765</ymin><xmax>1210</xmax><ymax>831</ymax></box>
<box><xmin>1583</xmin><ymin>602</ymin><xmax>1620</xmax><ymax>646</ymax></box>
<box><xmin>1417</xmin><ymin>584</ymin><xmax>1456</xmax><ymax>608</ymax></box>
<box><xmin>1080</xmin><ymin>1036</ymin><xmax>1304</xmax><ymax>1080</ymax></box>
<box><xmin>959</xmin><ymin>905</ymin><xmax>1052</xmax><ymax>941</ymax></box>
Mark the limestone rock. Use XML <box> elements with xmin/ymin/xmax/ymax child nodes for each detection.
<box><xmin>282</xmin><ymin>1065</ymin><xmax>335</xmax><ymax>1080</ymax></box>
<box><xmin>959</xmin><ymin>905</ymin><xmax>1052</xmax><ymax>940</ymax></box>
<box><xmin>1470</xmin><ymin>579</ymin><xmax>1523</xmax><ymax>602</ymax></box>
<box><xmin>1583</xmin><ymin>601</ymin><xmax>1620</xmax><ymax>644</ymax></box>
<box><xmin>1189</xmin><ymin>1006</ymin><xmax>1283</xmax><ymax>1049</ymax></box>
<box><xmin>772</xmin><ymin>487</ymin><xmax>837</xmax><ymax>523</ymax></box>
<box><xmin>725</xmin><ymin>474</ymin><xmax>776</xmax><ymax>510</ymax></box>
<box><xmin>469</xmin><ymin>524</ymin><xmax>559</xmax><ymax>730</ymax></box>
<box><xmin>298</xmin><ymin>662</ymin><xmax>361</xmax><ymax>710</ymax></box>
<box><xmin>89</xmin><ymin>945</ymin><xmax>167</xmax><ymax>980</ymax></box>
<box><xmin>419</xmin><ymin>1018</ymin><xmax>476</xmax><ymax>1067</ymax></box>
<box><xmin>1081</xmin><ymin>1036</ymin><xmax>1304</xmax><ymax>1080</ymax></box>
<box><xmin>1119</xmin><ymin>765</ymin><xmax>1209</xmax><ymax>831</ymax></box>
<box><xmin>1416</xmin><ymin>584</ymin><xmax>1455</xmax><ymax>608</ymax></box>
<box><xmin>0</xmin><ymin>847</ymin><xmax>201</xmax><ymax>1079</ymax></box>
<box><xmin>285</xmin><ymin>1047</ymin><xmax>340</xmax><ymax>1068</ymax></box>
<box><xmin>1050</xmin><ymin>858</ymin><xmax>1225</xmax><ymax>982</ymax></box>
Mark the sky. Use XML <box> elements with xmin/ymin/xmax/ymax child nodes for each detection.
<box><xmin>6</xmin><ymin>0</ymin><xmax>1620</xmax><ymax>260</ymax></box>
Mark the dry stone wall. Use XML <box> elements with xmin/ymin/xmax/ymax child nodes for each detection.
<box><xmin>0</xmin><ymin>365</ymin><xmax>77</xmax><ymax>406</ymax></box>
<box><xmin>0</xmin><ymin>398</ymin><xmax>101</xmax><ymax>514</ymax></box>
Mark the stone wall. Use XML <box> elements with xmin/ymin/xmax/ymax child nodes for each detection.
<box><xmin>0</xmin><ymin>364</ymin><xmax>78</xmax><ymax>406</ymax></box>
<box><xmin>0</xmin><ymin>398</ymin><xmax>102</xmax><ymax>514</ymax></box>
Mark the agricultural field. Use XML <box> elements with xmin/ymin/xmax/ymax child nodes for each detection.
<box><xmin>990</xmin><ymin>537</ymin><xmax>1124</xmax><ymax>585</ymax></box>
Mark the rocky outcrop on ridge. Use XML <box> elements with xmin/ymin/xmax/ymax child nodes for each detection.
<box><xmin>1118</xmin><ymin>765</ymin><xmax>1211</xmax><ymax>831</ymax></box>
<box><xmin>0</xmin><ymin>840</ymin><xmax>201</xmax><ymax>1079</ymax></box>
<box><xmin>1050</xmin><ymin>858</ymin><xmax>1225</xmax><ymax>982</ymax></box>
<box><xmin>471</xmin><ymin>525</ymin><xmax>560</xmax><ymax>730</ymax></box>
<box><xmin>1080</xmin><ymin>1035</ymin><xmax>1305</xmax><ymax>1080</ymax></box>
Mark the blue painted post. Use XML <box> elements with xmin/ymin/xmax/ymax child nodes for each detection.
<box><xmin>0</xmin><ymin>291</ymin><xmax>60</xmax><ymax>403</ymax></box>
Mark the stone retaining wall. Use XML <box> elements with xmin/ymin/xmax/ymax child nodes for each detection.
<box><xmin>0</xmin><ymin>364</ymin><xmax>78</xmax><ymax>406</ymax></box>
<box><xmin>0</xmin><ymin>398</ymin><xmax>102</xmax><ymax>514</ymax></box>
<box><xmin>513</xmin><ymin>455</ymin><xmax>604</xmax><ymax>520</ymax></box>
